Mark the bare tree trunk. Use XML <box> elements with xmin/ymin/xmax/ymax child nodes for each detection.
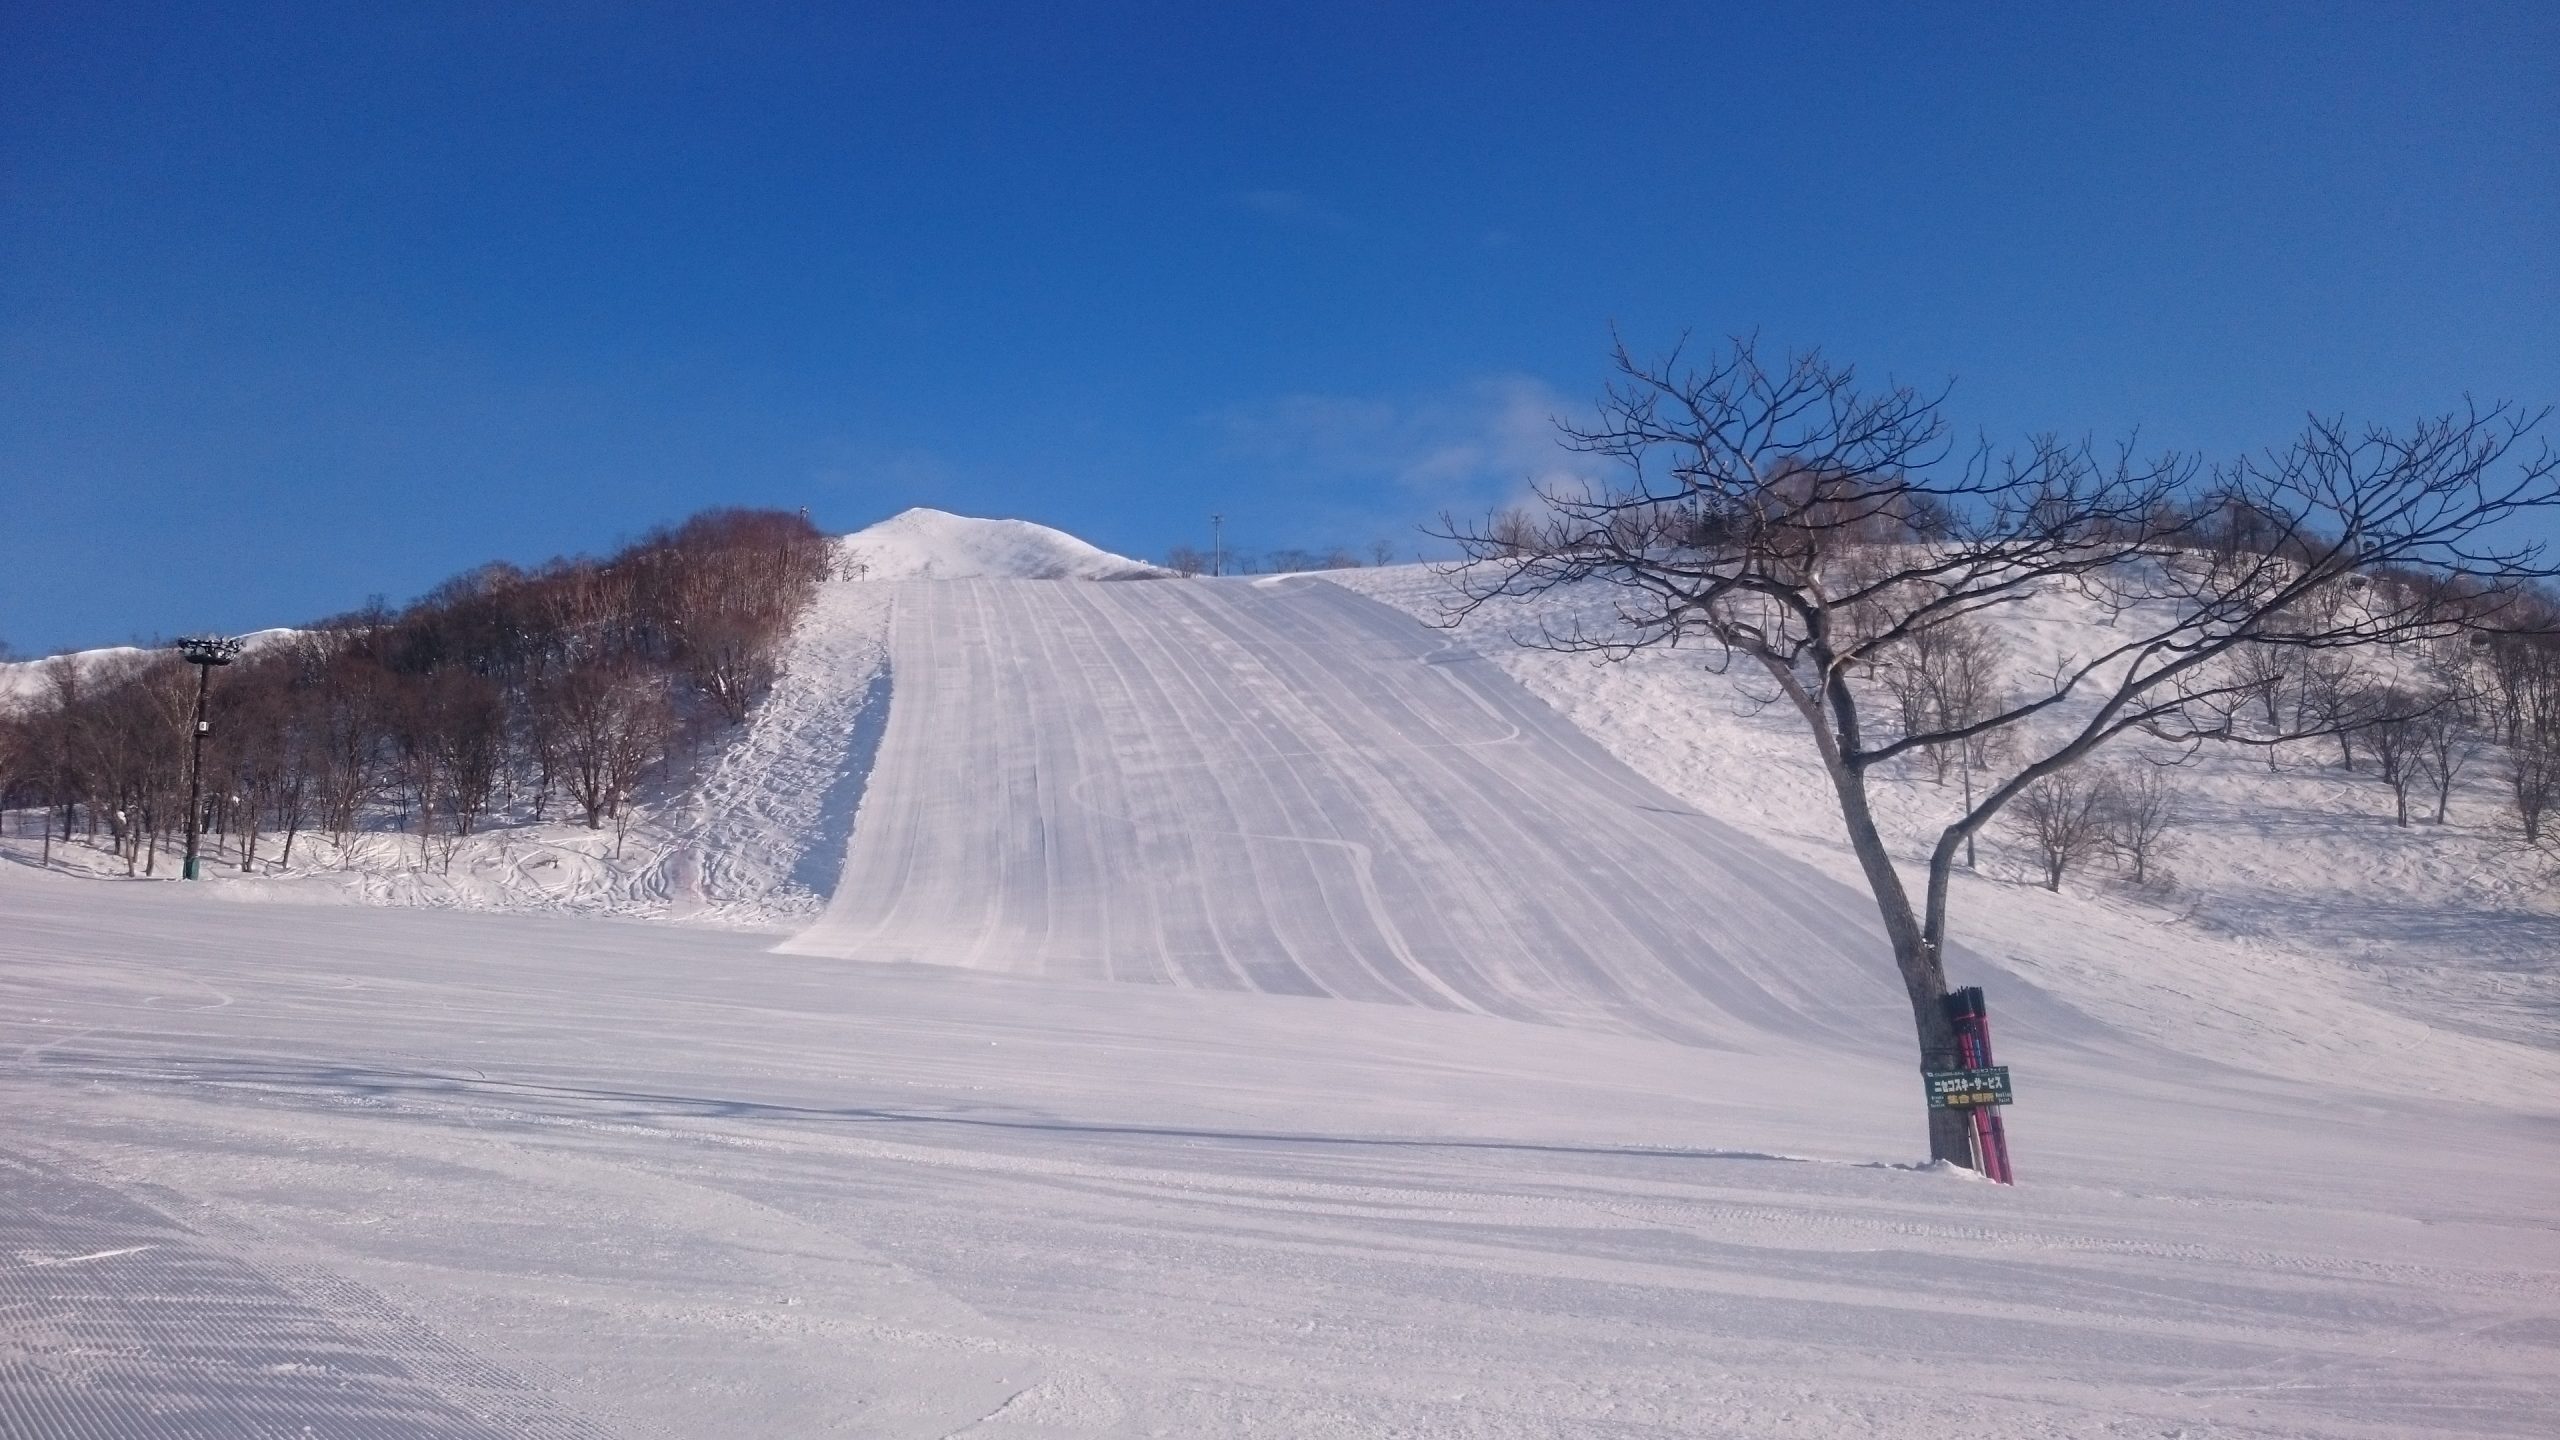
<box><xmin>1819</xmin><ymin>750</ymin><xmax>1974</xmax><ymax>1166</ymax></box>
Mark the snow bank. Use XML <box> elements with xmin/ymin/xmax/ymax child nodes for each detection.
<box><xmin>838</xmin><ymin>507</ymin><xmax>1171</xmax><ymax>581</ymax></box>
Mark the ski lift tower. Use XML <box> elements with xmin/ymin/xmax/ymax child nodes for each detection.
<box><xmin>175</xmin><ymin>635</ymin><xmax>243</xmax><ymax>880</ymax></box>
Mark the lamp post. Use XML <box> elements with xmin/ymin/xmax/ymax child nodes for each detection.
<box><xmin>175</xmin><ymin>636</ymin><xmax>242</xmax><ymax>880</ymax></box>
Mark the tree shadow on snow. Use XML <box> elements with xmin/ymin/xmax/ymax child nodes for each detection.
<box><xmin>39</xmin><ymin>1052</ymin><xmax>1846</xmax><ymax>1170</ymax></box>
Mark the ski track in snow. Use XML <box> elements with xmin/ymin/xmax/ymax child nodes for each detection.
<box><xmin>3</xmin><ymin>555</ymin><xmax>2556</xmax><ymax>1438</ymax></box>
<box><xmin>0</xmin><ymin>1147</ymin><xmax>610</xmax><ymax>1440</ymax></box>
<box><xmin>5</xmin><ymin>881</ymin><xmax>2555</xmax><ymax>1438</ymax></box>
<box><xmin>787</xmin><ymin>576</ymin><xmax>1926</xmax><ymax>1057</ymax></box>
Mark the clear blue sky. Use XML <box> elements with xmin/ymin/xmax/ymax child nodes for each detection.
<box><xmin>4</xmin><ymin>1</ymin><xmax>2554</xmax><ymax>654</ymax></box>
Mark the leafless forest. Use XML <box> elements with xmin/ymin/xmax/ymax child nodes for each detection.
<box><xmin>0</xmin><ymin>508</ymin><xmax>832</xmax><ymax>874</ymax></box>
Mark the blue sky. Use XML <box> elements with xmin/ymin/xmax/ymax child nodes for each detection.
<box><xmin>4</xmin><ymin>1</ymin><xmax>2554</xmax><ymax>653</ymax></box>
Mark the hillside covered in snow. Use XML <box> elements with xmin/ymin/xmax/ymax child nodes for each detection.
<box><xmin>839</xmin><ymin>507</ymin><xmax>1172</xmax><ymax>582</ymax></box>
<box><xmin>4</xmin><ymin>511</ymin><xmax>2556</xmax><ymax>1437</ymax></box>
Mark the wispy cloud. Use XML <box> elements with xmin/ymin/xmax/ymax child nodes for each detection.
<box><xmin>1208</xmin><ymin>376</ymin><xmax>1608</xmax><ymax>545</ymax></box>
<box><xmin>1229</xmin><ymin>188</ymin><xmax>1358</xmax><ymax>233</ymax></box>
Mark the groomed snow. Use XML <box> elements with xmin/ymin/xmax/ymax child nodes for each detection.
<box><xmin>786</xmin><ymin>576</ymin><xmax>1920</xmax><ymax>1058</ymax></box>
<box><xmin>6</xmin><ymin>866</ymin><xmax>2555</xmax><ymax>1437</ymax></box>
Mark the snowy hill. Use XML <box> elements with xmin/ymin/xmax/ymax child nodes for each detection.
<box><xmin>1330</xmin><ymin>563</ymin><xmax>2560</xmax><ymax>1073</ymax></box>
<box><xmin>785</xmin><ymin>576</ymin><xmax>1916</xmax><ymax>1057</ymax></box>
<box><xmin>0</xmin><ymin>627</ymin><xmax>298</xmax><ymax>705</ymax></box>
<box><xmin>4</xmin><ymin>523</ymin><xmax>2557</xmax><ymax>1436</ymax></box>
<box><xmin>837</xmin><ymin>506</ymin><xmax>1171</xmax><ymax>581</ymax></box>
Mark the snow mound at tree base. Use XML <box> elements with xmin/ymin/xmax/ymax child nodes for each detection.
<box><xmin>841</xmin><ymin>508</ymin><xmax>1170</xmax><ymax>581</ymax></box>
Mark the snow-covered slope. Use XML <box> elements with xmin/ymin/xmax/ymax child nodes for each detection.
<box><xmin>5</xmin><ymin>529</ymin><xmax>2557</xmax><ymax>1438</ymax></box>
<box><xmin>838</xmin><ymin>507</ymin><xmax>1171</xmax><ymax>581</ymax></box>
<box><xmin>0</xmin><ymin>628</ymin><xmax>299</xmax><ymax>706</ymax></box>
<box><xmin>1329</xmin><ymin>564</ymin><xmax>2560</xmax><ymax>1087</ymax></box>
<box><xmin>785</xmin><ymin>576</ymin><xmax>1917</xmax><ymax>1057</ymax></box>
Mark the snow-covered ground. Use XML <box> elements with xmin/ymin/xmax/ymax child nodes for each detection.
<box><xmin>8</xmin><ymin>871</ymin><xmax>2556</xmax><ymax>1438</ymax></box>
<box><xmin>5</xmin><ymin>525</ymin><xmax>2557</xmax><ymax>1437</ymax></box>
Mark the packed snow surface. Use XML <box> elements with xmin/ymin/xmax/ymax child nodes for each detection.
<box><xmin>838</xmin><ymin>507</ymin><xmax>1171</xmax><ymax>582</ymax></box>
<box><xmin>7</xmin><ymin>870</ymin><xmax>2555</xmax><ymax>1438</ymax></box>
<box><xmin>5</xmin><ymin>558</ymin><xmax>2557</xmax><ymax>1438</ymax></box>
<box><xmin>787</xmin><ymin>577</ymin><xmax>1921</xmax><ymax>1057</ymax></box>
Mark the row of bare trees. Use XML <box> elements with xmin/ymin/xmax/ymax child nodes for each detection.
<box><xmin>0</xmin><ymin>508</ymin><xmax>831</xmax><ymax>874</ymax></box>
<box><xmin>2008</xmin><ymin>765</ymin><xmax>2185</xmax><ymax>891</ymax></box>
<box><xmin>1844</xmin><ymin>600</ymin><xmax>2560</xmax><ymax>906</ymax></box>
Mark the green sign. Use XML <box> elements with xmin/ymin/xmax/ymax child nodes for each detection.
<box><xmin>1925</xmin><ymin>1066</ymin><xmax>2013</xmax><ymax>1109</ymax></box>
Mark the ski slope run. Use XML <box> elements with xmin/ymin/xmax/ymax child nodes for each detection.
<box><xmin>786</xmin><ymin>576</ymin><xmax>1915</xmax><ymax>1054</ymax></box>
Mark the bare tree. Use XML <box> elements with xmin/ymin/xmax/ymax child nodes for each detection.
<box><xmin>674</xmin><ymin>610</ymin><xmax>770</xmax><ymax>726</ymax></box>
<box><xmin>2098</xmin><ymin>765</ymin><xmax>2183</xmax><ymax>885</ymax></box>
<box><xmin>2512</xmin><ymin>657</ymin><xmax>2560</xmax><ymax>843</ymax></box>
<box><xmin>0</xmin><ymin>701</ymin><xmax>25</xmax><ymax>837</ymax></box>
<box><xmin>541</xmin><ymin>659</ymin><xmax>670</xmax><ymax>830</ymax></box>
<box><xmin>2400</xmin><ymin>645</ymin><xmax>2480</xmax><ymax>825</ymax></box>
<box><xmin>6</xmin><ymin>506</ymin><xmax>827</xmax><ymax>880</ymax></box>
<box><xmin>2294</xmin><ymin>654</ymin><xmax>2372</xmax><ymax>771</ymax></box>
<box><xmin>1439</xmin><ymin>334</ymin><xmax>2560</xmax><ymax>1170</ymax></box>
<box><xmin>2010</xmin><ymin>771</ymin><xmax>2113</xmax><ymax>891</ymax></box>
<box><xmin>652</xmin><ymin>508</ymin><xmax>830</xmax><ymax>725</ymax></box>
<box><xmin>220</xmin><ymin>659</ymin><xmax>292</xmax><ymax>872</ymax></box>
<box><xmin>432</xmin><ymin>671</ymin><xmax>508</xmax><ymax>839</ymax></box>
<box><xmin>1880</xmin><ymin>616</ymin><xmax>2003</xmax><ymax>784</ymax></box>
<box><xmin>308</xmin><ymin>643</ymin><xmax>386</xmax><ymax>848</ymax></box>
<box><xmin>30</xmin><ymin>657</ymin><xmax>82</xmax><ymax>866</ymax></box>
<box><xmin>2230</xmin><ymin>640</ymin><xmax>2295</xmax><ymax>769</ymax></box>
<box><xmin>2475</xmin><ymin>593</ymin><xmax>2560</xmax><ymax>745</ymax></box>
<box><xmin>2364</xmin><ymin>687</ymin><xmax>2431</xmax><ymax>826</ymax></box>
